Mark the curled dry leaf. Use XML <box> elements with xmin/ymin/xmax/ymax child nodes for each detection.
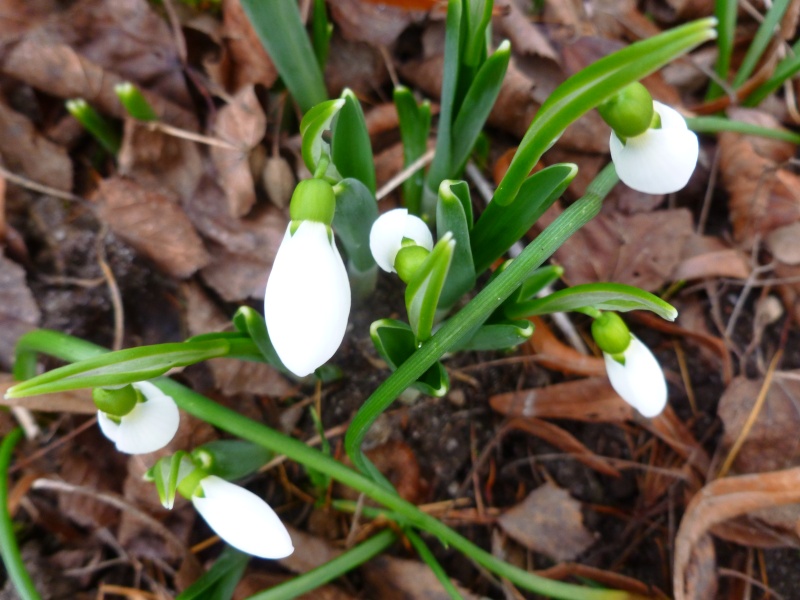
<box><xmin>0</xmin><ymin>252</ymin><xmax>41</xmax><ymax>370</ymax></box>
<box><xmin>527</xmin><ymin>316</ymin><xmax>606</xmax><ymax>377</ymax></box>
<box><xmin>211</xmin><ymin>85</ymin><xmax>267</xmax><ymax>218</ymax></box>
<box><xmin>95</xmin><ymin>177</ymin><xmax>210</xmax><ymax>279</ymax></box>
<box><xmin>0</xmin><ymin>100</ymin><xmax>72</xmax><ymax>192</ymax></box>
<box><xmin>674</xmin><ymin>467</ymin><xmax>800</xmax><ymax>600</ymax></box>
<box><xmin>497</xmin><ymin>482</ymin><xmax>595</xmax><ymax>562</ymax></box>
<box><xmin>673</xmin><ymin>233</ymin><xmax>751</xmax><ymax>281</ymax></box>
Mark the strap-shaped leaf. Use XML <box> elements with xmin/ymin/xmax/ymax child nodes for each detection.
<box><xmin>232</xmin><ymin>307</ymin><xmax>285</xmax><ymax>370</ymax></box>
<box><xmin>240</xmin><ymin>0</ymin><xmax>327</xmax><ymax>113</ymax></box>
<box><xmin>370</xmin><ymin>319</ymin><xmax>449</xmax><ymax>397</ymax></box>
<box><xmin>494</xmin><ymin>18</ymin><xmax>716</xmax><ymax>206</ymax></box>
<box><xmin>332</xmin><ymin>90</ymin><xmax>376</xmax><ymax>194</ymax></box>
<box><xmin>6</xmin><ymin>339</ymin><xmax>236</xmax><ymax>398</ymax></box>
<box><xmin>175</xmin><ymin>546</ymin><xmax>250</xmax><ymax>600</ymax></box>
<box><xmin>437</xmin><ymin>180</ymin><xmax>475</xmax><ymax>309</ymax></box>
<box><xmin>471</xmin><ymin>163</ymin><xmax>576</xmax><ymax>274</ymax></box>
<box><xmin>406</xmin><ymin>234</ymin><xmax>455</xmax><ymax>341</ymax></box>
<box><xmin>394</xmin><ymin>86</ymin><xmax>431</xmax><ymax>215</ymax></box>
<box><xmin>454</xmin><ymin>319</ymin><xmax>534</xmax><ymax>351</ymax></box>
<box><xmin>506</xmin><ymin>282</ymin><xmax>678</xmax><ymax>321</ymax></box>
<box><xmin>450</xmin><ymin>40</ymin><xmax>510</xmax><ymax>175</ymax></box>
<box><xmin>332</xmin><ymin>178</ymin><xmax>379</xmax><ymax>273</ymax></box>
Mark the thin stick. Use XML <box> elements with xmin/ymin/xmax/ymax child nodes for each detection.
<box><xmin>0</xmin><ymin>165</ymin><xmax>83</xmax><ymax>203</ymax></box>
<box><xmin>376</xmin><ymin>148</ymin><xmax>435</xmax><ymax>201</ymax></box>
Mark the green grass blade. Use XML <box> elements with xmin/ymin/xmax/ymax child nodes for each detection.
<box><xmin>707</xmin><ymin>0</ymin><xmax>737</xmax><ymax>100</ymax></box>
<box><xmin>732</xmin><ymin>0</ymin><xmax>791</xmax><ymax>87</ymax></box>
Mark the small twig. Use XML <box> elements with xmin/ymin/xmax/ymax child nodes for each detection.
<box><xmin>9</xmin><ymin>417</ymin><xmax>97</xmax><ymax>475</ymax></box>
<box><xmin>96</xmin><ymin>227</ymin><xmax>124</xmax><ymax>351</ymax></box>
<box><xmin>376</xmin><ymin>148</ymin><xmax>435</xmax><ymax>201</ymax></box>
<box><xmin>344</xmin><ymin>493</ymin><xmax>367</xmax><ymax>549</ymax></box>
<box><xmin>32</xmin><ymin>478</ymin><xmax>187</xmax><ymax>554</ymax></box>
<box><xmin>0</xmin><ymin>164</ymin><xmax>84</xmax><ymax>203</ymax></box>
<box><xmin>696</xmin><ymin>144</ymin><xmax>720</xmax><ymax>235</ymax></box>
<box><xmin>142</xmin><ymin>121</ymin><xmax>240</xmax><ymax>150</ymax></box>
<box><xmin>718</xmin><ymin>567</ymin><xmax>785</xmax><ymax>600</ymax></box>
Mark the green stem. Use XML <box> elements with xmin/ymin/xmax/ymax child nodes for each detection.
<box><xmin>13</xmin><ymin>331</ymin><xmax>637</xmax><ymax>599</ymax></box>
<box><xmin>686</xmin><ymin>116</ymin><xmax>800</xmax><ymax>145</ymax></box>
<box><xmin>0</xmin><ymin>429</ymin><xmax>41</xmax><ymax>600</ymax></box>
<box><xmin>345</xmin><ymin>163</ymin><xmax>618</xmax><ymax>477</ymax></box>
<box><xmin>245</xmin><ymin>530</ymin><xmax>396</xmax><ymax>600</ymax></box>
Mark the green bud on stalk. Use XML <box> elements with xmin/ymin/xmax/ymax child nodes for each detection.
<box><xmin>597</xmin><ymin>82</ymin><xmax>655</xmax><ymax>140</ymax></box>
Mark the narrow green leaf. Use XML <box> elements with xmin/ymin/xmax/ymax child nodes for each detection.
<box><xmin>437</xmin><ymin>181</ymin><xmax>475</xmax><ymax>308</ymax></box>
<box><xmin>518</xmin><ymin>265</ymin><xmax>565</xmax><ymax>301</ymax></box>
<box><xmin>506</xmin><ymin>282</ymin><xmax>678</xmax><ymax>321</ymax></box>
<box><xmin>176</xmin><ymin>547</ymin><xmax>249</xmax><ymax>600</ymax></box>
<box><xmin>686</xmin><ymin>116</ymin><xmax>800</xmax><ymax>145</ymax></box>
<box><xmin>707</xmin><ymin>0</ymin><xmax>737</xmax><ymax>100</ymax></box>
<box><xmin>6</xmin><ymin>340</ymin><xmax>232</xmax><ymax>397</ymax></box>
<box><xmin>462</xmin><ymin>0</ymin><xmax>493</xmax><ymax>67</ymax></box>
<box><xmin>240</xmin><ymin>0</ymin><xmax>327</xmax><ymax>113</ymax></box>
<box><xmin>394</xmin><ymin>87</ymin><xmax>431</xmax><ymax>214</ymax></box>
<box><xmin>332</xmin><ymin>90</ymin><xmax>376</xmax><ymax>194</ymax></box>
<box><xmin>332</xmin><ymin>178</ymin><xmax>378</xmax><ymax>274</ymax></box>
<box><xmin>65</xmin><ymin>99</ymin><xmax>121</xmax><ymax>155</ymax></box>
<box><xmin>311</xmin><ymin>0</ymin><xmax>332</xmax><ymax>70</ymax></box>
<box><xmin>300</xmin><ymin>98</ymin><xmax>345</xmax><ymax>178</ymax></box>
<box><xmin>199</xmin><ymin>440</ymin><xmax>273</xmax><ymax>481</ymax></box>
<box><xmin>471</xmin><ymin>164</ymin><xmax>577</xmax><ymax>274</ymax></box>
<box><xmin>733</xmin><ymin>0</ymin><xmax>790</xmax><ymax>88</ymax></box>
<box><xmin>450</xmin><ymin>40</ymin><xmax>510</xmax><ymax>174</ymax></box>
<box><xmin>232</xmin><ymin>307</ymin><xmax>286</xmax><ymax>370</ymax></box>
<box><xmin>454</xmin><ymin>320</ymin><xmax>534</xmax><ymax>351</ymax></box>
<box><xmin>743</xmin><ymin>38</ymin><xmax>800</xmax><ymax>106</ymax></box>
<box><xmin>406</xmin><ymin>235</ymin><xmax>456</xmax><ymax>341</ymax></box>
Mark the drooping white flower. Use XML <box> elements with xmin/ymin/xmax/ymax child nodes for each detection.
<box><xmin>603</xmin><ymin>336</ymin><xmax>667</xmax><ymax>418</ymax></box>
<box><xmin>96</xmin><ymin>381</ymin><xmax>180</xmax><ymax>454</ymax></box>
<box><xmin>264</xmin><ymin>220</ymin><xmax>351</xmax><ymax>377</ymax></box>
<box><xmin>609</xmin><ymin>102</ymin><xmax>699</xmax><ymax>195</ymax></box>
<box><xmin>192</xmin><ymin>475</ymin><xmax>294</xmax><ymax>559</ymax></box>
<box><xmin>369</xmin><ymin>209</ymin><xmax>433</xmax><ymax>273</ymax></box>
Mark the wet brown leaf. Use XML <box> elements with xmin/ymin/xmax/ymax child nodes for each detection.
<box><xmin>325</xmin><ymin>33</ymin><xmax>389</xmax><ymax>97</ymax></box>
<box><xmin>541</xmin><ymin>205</ymin><xmax>694</xmax><ymax>291</ymax></box>
<box><xmin>0</xmin><ymin>99</ymin><xmax>72</xmax><ymax>192</ymax></box>
<box><xmin>362</xmin><ymin>555</ymin><xmax>481</xmax><ymax>600</ymax></box>
<box><xmin>221</xmin><ymin>0</ymin><xmax>279</xmax><ymax>92</ymax></box>
<box><xmin>329</xmin><ymin>0</ymin><xmax>424</xmax><ymax>47</ymax></box>
<box><xmin>497</xmin><ymin>482</ymin><xmax>595</xmax><ymax>561</ymax></box>
<box><xmin>674</xmin><ymin>467</ymin><xmax>800</xmax><ymax>600</ymax></box>
<box><xmin>0</xmin><ymin>252</ymin><xmax>41</xmax><ymax>370</ymax></box>
<box><xmin>95</xmin><ymin>176</ymin><xmax>210</xmax><ymax>279</ymax></box>
<box><xmin>211</xmin><ymin>85</ymin><xmax>266</xmax><ymax>217</ymax></box>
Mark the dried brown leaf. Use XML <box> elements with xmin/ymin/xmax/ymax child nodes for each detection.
<box><xmin>528</xmin><ymin>316</ymin><xmax>607</xmax><ymax>377</ymax></box>
<box><xmin>211</xmin><ymin>85</ymin><xmax>267</xmax><ymax>217</ymax></box>
<box><xmin>490</xmin><ymin>377</ymin><xmax>637</xmax><ymax>423</ymax></box>
<box><xmin>0</xmin><ymin>252</ymin><xmax>40</xmax><ymax>370</ymax></box>
<box><xmin>0</xmin><ymin>100</ymin><xmax>72</xmax><ymax>192</ymax></box>
<box><xmin>720</xmin><ymin>109</ymin><xmax>800</xmax><ymax>246</ymax></box>
<box><xmin>222</xmin><ymin>0</ymin><xmax>279</xmax><ymax>92</ymax></box>
<box><xmin>673</xmin><ymin>234</ymin><xmax>751</xmax><ymax>281</ymax></box>
<box><xmin>507</xmin><ymin>417</ymin><xmax>622</xmax><ymax>477</ymax></box>
<box><xmin>329</xmin><ymin>0</ymin><xmax>423</xmax><ymax>47</ymax></box>
<box><xmin>495</xmin><ymin>1</ymin><xmax>558</xmax><ymax>61</ymax></box>
<box><xmin>541</xmin><ymin>205</ymin><xmax>694</xmax><ymax>291</ymax></box>
<box><xmin>95</xmin><ymin>177</ymin><xmax>210</xmax><ymax>279</ymax></box>
<box><xmin>674</xmin><ymin>467</ymin><xmax>800</xmax><ymax>600</ymax></box>
<box><xmin>498</xmin><ymin>482</ymin><xmax>595</xmax><ymax>561</ymax></box>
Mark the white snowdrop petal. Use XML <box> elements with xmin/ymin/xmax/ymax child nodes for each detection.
<box><xmin>603</xmin><ymin>337</ymin><xmax>667</xmax><ymax>418</ymax></box>
<box><xmin>192</xmin><ymin>476</ymin><xmax>294</xmax><ymax>559</ymax></box>
<box><xmin>264</xmin><ymin>221</ymin><xmax>351</xmax><ymax>377</ymax></box>
<box><xmin>652</xmin><ymin>101</ymin><xmax>688</xmax><ymax>131</ymax></box>
<box><xmin>369</xmin><ymin>209</ymin><xmax>432</xmax><ymax>273</ymax></box>
<box><xmin>97</xmin><ymin>411</ymin><xmax>120</xmax><ymax>443</ymax></box>
<box><xmin>111</xmin><ymin>390</ymin><xmax>180</xmax><ymax>454</ymax></box>
<box><xmin>610</xmin><ymin>126</ymin><xmax>698</xmax><ymax>194</ymax></box>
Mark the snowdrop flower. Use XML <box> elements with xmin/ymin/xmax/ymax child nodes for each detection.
<box><xmin>599</xmin><ymin>82</ymin><xmax>698</xmax><ymax>195</ymax></box>
<box><xmin>264</xmin><ymin>179</ymin><xmax>351</xmax><ymax>377</ymax></box>
<box><xmin>192</xmin><ymin>475</ymin><xmax>294</xmax><ymax>559</ymax></box>
<box><xmin>592</xmin><ymin>312</ymin><xmax>667</xmax><ymax>418</ymax></box>
<box><xmin>369</xmin><ymin>208</ymin><xmax>433</xmax><ymax>273</ymax></box>
<box><xmin>95</xmin><ymin>381</ymin><xmax>180</xmax><ymax>454</ymax></box>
